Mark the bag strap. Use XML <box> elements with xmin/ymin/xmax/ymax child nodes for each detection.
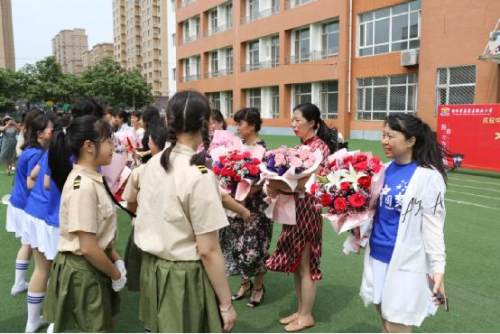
<box><xmin>102</xmin><ymin>176</ymin><xmax>136</xmax><ymax>219</ymax></box>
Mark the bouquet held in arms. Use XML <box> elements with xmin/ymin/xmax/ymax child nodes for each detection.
<box><xmin>309</xmin><ymin>149</ymin><xmax>384</xmax><ymax>254</ymax></box>
<box><xmin>209</xmin><ymin>130</ymin><xmax>265</xmax><ymax>202</ymax></box>
<box><xmin>259</xmin><ymin>145</ymin><xmax>323</xmax><ymax>225</ymax></box>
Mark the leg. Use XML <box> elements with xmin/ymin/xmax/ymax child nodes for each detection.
<box><xmin>247</xmin><ymin>272</ymin><xmax>266</xmax><ymax>307</ymax></box>
<box><xmin>375</xmin><ymin>304</ymin><xmax>388</xmax><ymax>333</ymax></box>
<box><xmin>279</xmin><ymin>272</ymin><xmax>301</xmax><ymax>325</ymax></box>
<box><xmin>26</xmin><ymin>249</ymin><xmax>51</xmax><ymax>332</ymax></box>
<box><xmin>12</xmin><ymin>244</ymin><xmax>32</xmax><ymax>295</ymax></box>
<box><xmin>385</xmin><ymin>321</ymin><xmax>412</xmax><ymax>333</ymax></box>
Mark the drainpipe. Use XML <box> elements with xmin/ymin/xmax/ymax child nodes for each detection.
<box><xmin>347</xmin><ymin>0</ymin><xmax>353</xmax><ymax>115</ymax></box>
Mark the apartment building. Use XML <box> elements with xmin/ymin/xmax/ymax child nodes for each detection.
<box><xmin>52</xmin><ymin>29</ymin><xmax>88</xmax><ymax>75</ymax></box>
<box><xmin>175</xmin><ymin>0</ymin><xmax>500</xmax><ymax>138</ymax></box>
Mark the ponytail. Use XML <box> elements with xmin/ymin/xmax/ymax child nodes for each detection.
<box><xmin>385</xmin><ymin>113</ymin><xmax>447</xmax><ymax>184</ymax></box>
<box><xmin>190</xmin><ymin>118</ymin><xmax>210</xmax><ymax>166</ymax></box>
<box><xmin>294</xmin><ymin>103</ymin><xmax>339</xmax><ymax>154</ymax></box>
<box><xmin>159</xmin><ymin>126</ymin><xmax>177</xmax><ymax>172</ymax></box>
<box><xmin>48</xmin><ymin>129</ymin><xmax>72</xmax><ymax>191</ymax></box>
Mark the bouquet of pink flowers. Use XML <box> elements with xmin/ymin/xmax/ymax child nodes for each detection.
<box><xmin>309</xmin><ymin>149</ymin><xmax>384</xmax><ymax>254</ymax></box>
<box><xmin>260</xmin><ymin>145</ymin><xmax>323</xmax><ymax>225</ymax></box>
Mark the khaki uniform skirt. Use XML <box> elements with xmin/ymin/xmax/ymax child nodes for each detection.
<box><xmin>43</xmin><ymin>252</ymin><xmax>120</xmax><ymax>332</ymax></box>
<box><xmin>124</xmin><ymin>226</ymin><xmax>142</xmax><ymax>291</ymax></box>
<box><xmin>140</xmin><ymin>252</ymin><xmax>223</xmax><ymax>333</ymax></box>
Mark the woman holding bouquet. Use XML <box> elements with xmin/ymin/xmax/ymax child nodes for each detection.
<box><xmin>266</xmin><ymin>103</ymin><xmax>338</xmax><ymax>331</ymax></box>
<box><xmin>221</xmin><ymin>108</ymin><xmax>273</xmax><ymax>308</ymax></box>
<box><xmin>360</xmin><ymin>114</ymin><xmax>448</xmax><ymax>332</ymax></box>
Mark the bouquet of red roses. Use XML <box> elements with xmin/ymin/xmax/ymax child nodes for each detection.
<box><xmin>212</xmin><ymin>150</ymin><xmax>261</xmax><ymax>200</ymax></box>
<box><xmin>309</xmin><ymin>149</ymin><xmax>384</xmax><ymax>253</ymax></box>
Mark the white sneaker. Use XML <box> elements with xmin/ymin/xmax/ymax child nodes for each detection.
<box><xmin>47</xmin><ymin>323</ymin><xmax>54</xmax><ymax>334</ymax></box>
<box><xmin>10</xmin><ymin>281</ymin><xmax>29</xmax><ymax>296</ymax></box>
<box><xmin>25</xmin><ymin>316</ymin><xmax>47</xmax><ymax>333</ymax></box>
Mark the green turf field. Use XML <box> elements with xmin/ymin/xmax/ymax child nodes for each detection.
<box><xmin>0</xmin><ymin>137</ymin><xmax>499</xmax><ymax>332</ymax></box>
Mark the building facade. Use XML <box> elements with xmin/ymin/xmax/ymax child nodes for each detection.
<box><xmin>52</xmin><ymin>28</ymin><xmax>89</xmax><ymax>75</ymax></box>
<box><xmin>82</xmin><ymin>43</ymin><xmax>114</xmax><ymax>69</ymax></box>
<box><xmin>112</xmin><ymin>0</ymin><xmax>176</xmax><ymax>97</ymax></box>
<box><xmin>175</xmin><ymin>0</ymin><xmax>500</xmax><ymax>138</ymax></box>
<box><xmin>0</xmin><ymin>0</ymin><xmax>15</xmax><ymax>70</ymax></box>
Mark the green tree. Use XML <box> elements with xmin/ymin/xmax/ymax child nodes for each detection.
<box><xmin>0</xmin><ymin>68</ymin><xmax>24</xmax><ymax>112</ymax></box>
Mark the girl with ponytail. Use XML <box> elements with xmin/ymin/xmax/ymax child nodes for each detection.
<box><xmin>360</xmin><ymin>113</ymin><xmax>448</xmax><ymax>332</ymax></box>
<box><xmin>44</xmin><ymin>115</ymin><xmax>127</xmax><ymax>332</ymax></box>
<box><xmin>133</xmin><ymin>90</ymin><xmax>237</xmax><ymax>332</ymax></box>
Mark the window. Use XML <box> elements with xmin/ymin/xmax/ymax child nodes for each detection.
<box><xmin>209</xmin><ymin>9</ymin><xmax>218</xmax><ymax>34</ymax></box>
<box><xmin>225</xmin><ymin>91</ymin><xmax>234</xmax><ymax>116</ymax></box>
<box><xmin>225</xmin><ymin>2</ymin><xmax>233</xmax><ymax>28</ymax></box>
<box><xmin>322</xmin><ymin>21</ymin><xmax>339</xmax><ymax>57</ymax></box>
<box><xmin>208</xmin><ymin>92</ymin><xmax>221</xmax><ymax>110</ymax></box>
<box><xmin>225</xmin><ymin>48</ymin><xmax>233</xmax><ymax>74</ymax></box>
<box><xmin>320</xmin><ymin>81</ymin><xmax>338</xmax><ymax>119</ymax></box>
<box><xmin>436</xmin><ymin>66</ymin><xmax>476</xmax><ymax>107</ymax></box>
<box><xmin>247</xmin><ymin>88</ymin><xmax>261</xmax><ymax>110</ymax></box>
<box><xmin>293</xmin><ymin>84</ymin><xmax>312</xmax><ymax>106</ymax></box>
<box><xmin>271</xmin><ymin>35</ymin><xmax>280</xmax><ymax>67</ymax></box>
<box><xmin>357</xmin><ymin>73</ymin><xmax>417</xmax><ymax>120</ymax></box>
<box><xmin>294</xmin><ymin>28</ymin><xmax>310</xmax><ymax>63</ymax></box>
<box><xmin>248</xmin><ymin>40</ymin><xmax>260</xmax><ymax>70</ymax></box>
<box><xmin>271</xmin><ymin>86</ymin><xmax>280</xmax><ymax>118</ymax></box>
<box><xmin>359</xmin><ymin>0</ymin><xmax>420</xmax><ymax>56</ymax></box>
<box><xmin>210</xmin><ymin>51</ymin><xmax>219</xmax><ymax>76</ymax></box>
<box><xmin>248</xmin><ymin>0</ymin><xmax>259</xmax><ymax>20</ymax></box>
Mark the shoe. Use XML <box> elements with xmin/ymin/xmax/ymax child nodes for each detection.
<box><xmin>231</xmin><ymin>281</ymin><xmax>253</xmax><ymax>301</ymax></box>
<box><xmin>47</xmin><ymin>323</ymin><xmax>54</xmax><ymax>334</ymax></box>
<box><xmin>25</xmin><ymin>316</ymin><xmax>47</xmax><ymax>333</ymax></box>
<box><xmin>11</xmin><ymin>281</ymin><xmax>28</xmax><ymax>296</ymax></box>
<box><xmin>246</xmin><ymin>286</ymin><xmax>265</xmax><ymax>308</ymax></box>
<box><xmin>284</xmin><ymin>317</ymin><xmax>315</xmax><ymax>332</ymax></box>
<box><xmin>279</xmin><ymin>313</ymin><xmax>298</xmax><ymax>325</ymax></box>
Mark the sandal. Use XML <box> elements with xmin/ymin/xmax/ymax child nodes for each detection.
<box><xmin>232</xmin><ymin>280</ymin><xmax>253</xmax><ymax>301</ymax></box>
<box><xmin>246</xmin><ymin>285</ymin><xmax>265</xmax><ymax>308</ymax></box>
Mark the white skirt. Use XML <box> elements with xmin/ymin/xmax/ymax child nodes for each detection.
<box><xmin>6</xmin><ymin>203</ymin><xmax>28</xmax><ymax>241</ymax></box>
<box><xmin>21</xmin><ymin>213</ymin><xmax>60</xmax><ymax>261</ymax></box>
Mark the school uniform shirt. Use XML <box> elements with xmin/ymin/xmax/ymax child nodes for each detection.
<box><xmin>123</xmin><ymin>164</ymin><xmax>145</xmax><ymax>204</ymax></box>
<box><xmin>134</xmin><ymin>143</ymin><xmax>229</xmax><ymax>262</ymax></box>
<box><xmin>58</xmin><ymin>164</ymin><xmax>117</xmax><ymax>255</ymax></box>
<box><xmin>24</xmin><ymin>152</ymin><xmax>50</xmax><ymax>220</ymax></box>
<box><xmin>10</xmin><ymin>146</ymin><xmax>45</xmax><ymax>209</ymax></box>
<box><xmin>45</xmin><ymin>165</ymin><xmax>61</xmax><ymax>228</ymax></box>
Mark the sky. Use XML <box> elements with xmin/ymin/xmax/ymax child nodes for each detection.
<box><xmin>11</xmin><ymin>0</ymin><xmax>113</xmax><ymax>69</ymax></box>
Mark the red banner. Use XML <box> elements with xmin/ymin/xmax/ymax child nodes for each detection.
<box><xmin>438</xmin><ymin>104</ymin><xmax>500</xmax><ymax>172</ymax></box>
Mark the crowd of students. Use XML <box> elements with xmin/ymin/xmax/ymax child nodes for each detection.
<box><xmin>4</xmin><ymin>90</ymin><xmax>448</xmax><ymax>333</ymax></box>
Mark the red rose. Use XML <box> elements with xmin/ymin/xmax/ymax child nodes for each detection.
<box><xmin>247</xmin><ymin>164</ymin><xmax>260</xmax><ymax>176</ymax></box>
<box><xmin>358</xmin><ymin>176</ymin><xmax>371</xmax><ymax>189</ymax></box>
<box><xmin>328</xmin><ymin>160</ymin><xmax>337</xmax><ymax>170</ymax></box>
<box><xmin>340</xmin><ymin>182</ymin><xmax>351</xmax><ymax>191</ymax></box>
<box><xmin>348</xmin><ymin>193</ymin><xmax>366</xmax><ymax>208</ymax></box>
<box><xmin>320</xmin><ymin>193</ymin><xmax>333</xmax><ymax>207</ymax></box>
<box><xmin>354</xmin><ymin>154</ymin><xmax>368</xmax><ymax>163</ymax></box>
<box><xmin>243</xmin><ymin>151</ymin><xmax>251</xmax><ymax>159</ymax></box>
<box><xmin>370</xmin><ymin>157</ymin><xmax>383</xmax><ymax>173</ymax></box>
<box><xmin>333</xmin><ymin>197</ymin><xmax>348</xmax><ymax>212</ymax></box>
<box><xmin>353</xmin><ymin>160</ymin><xmax>368</xmax><ymax>171</ymax></box>
<box><xmin>212</xmin><ymin>166</ymin><xmax>221</xmax><ymax>175</ymax></box>
<box><xmin>310</xmin><ymin>182</ymin><xmax>320</xmax><ymax>194</ymax></box>
<box><xmin>343</xmin><ymin>156</ymin><xmax>353</xmax><ymax>166</ymax></box>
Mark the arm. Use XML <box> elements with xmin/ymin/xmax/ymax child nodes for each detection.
<box><xmin>127</xmin><ymin>202</ymin><xmax>138</xmax><ymax>215</ymax></box>
<box><xmin>196</xmin><ymin>231</ymin><xmax>236</xmax><ymax>332</ymax></box>
<box><xmin>221</xmin><ymin>192</ymin><xmax>251</xmax><ymax>220</ymax></box>
<box><xmin>27</xmin><ymin>165</ymin><xmax>41</xmax><ymax>189</ymax></box>
<box><xmin>77</xmin><ymin>231</ymin><xmax>121</xmax><ymax>280</ymax></box>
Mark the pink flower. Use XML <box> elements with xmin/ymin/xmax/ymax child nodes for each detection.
<box><xmin>303</xmin><ymin>159</ymin><xmax>314</xmax><ymax>169</ymax></box>
<box><xmin>275</xmin><ymin>153</ymin><xmax>286</xmax><ymax>166</ymax></box>
<box><xmin>289</xmin><ymin>156</ymin><xmax>302</xmax><ymax>168</ymax></box>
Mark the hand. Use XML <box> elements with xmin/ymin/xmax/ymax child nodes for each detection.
<box><xmin>241</xmin><ymin>208</ymin><xmax>252</xmax><ymax>222</ymax></box>
<box><xmin>112</xmin><ymin>260</ymin><xmax>127</xmax><ymax>292</ymax></box>
<box><xmin>430</xmin><ymin>273</ymin><xmax>446</xmax><ymax>306</ymax></box>
<box><xmin>27</xmin><ymin>177</ymin><xmax>36</xmax><ymax>189</ymax></box>
<box><xmin>219</xmin><ymin>303</ymin><xmax>237</xmax><ymax>332</ymax></box>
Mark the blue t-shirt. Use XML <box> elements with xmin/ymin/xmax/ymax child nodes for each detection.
<box><xmin>10</xmin><ymin>147</ymin><xmax>45</xmax><ymax>209</ymax></box>
<box><xmin>370</xmin><ymin>161</ymin><xmax>418</xmax><ymax>263</ymax></box>
<box><xmin>24</xmin><ymin>152</ymin><xmax>50</xmax><ymax>219</ymax></box>
<box><xmin>45</xmin><ymin>169</ymin><xmax>61</xmax><ymax>228</ymax></box>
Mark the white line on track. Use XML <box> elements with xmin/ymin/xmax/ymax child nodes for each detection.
<box><xmin>448</xmin><ymin>182</ymin><xmax>500</xmax><ymax>194</ymax></box>
<box><xmin>447</xmin><ymin>189</ymin><xmax>500</xmax><ymax>201</ymax></box>
<box><xmin>448</xmin><ymin>176</ymin><xmax>500</xmax><ymax>187</ymax></box>
<box><xmin>445</xmin><ymin>198</ymin><xmax>500</xmax><ymax>211</ymax></box>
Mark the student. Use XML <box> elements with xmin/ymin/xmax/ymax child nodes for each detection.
<box><xmin>122</xmin><ymin>124</ymin><xmax>168</xmax><ymax>291</ymax></box>
<box><xmin>134</xmin><ymin>91</ymin><xmax>237</xmax><ymax>332</ymax></box>
<box><xmin>6</xmin><ymin>112</ymin><xmax>51</xmax><ymax>296</ymax></box>
<box><xmin>111</xmin><ymin>109</ymin><xmax>131</xmax><ymax>134</ymax></box>
<box><xmin>43</xmin><ymin>115</ymin><xmax>127</xmax><ymax>332</ymax></box>
<box><xmin>360</xmin><ymin>113</ymin><xmax>448</xmax><ymax>332</ymax></box>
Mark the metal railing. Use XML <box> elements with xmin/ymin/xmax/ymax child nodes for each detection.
<box><xmin>284</xmin><ymin>0</ymin><xmax>316</xmax><ymax>10</ymax></box>
<box><xmin>203</xmin><ymin>68</ymin><xmax>234</xmax><ymax>79</ymax></box>
<box><xmin>241</xmin><ymin>6</ymin><xmax>279</xmax><ymax>24</ymax></box>
<box><xmin>286</xmin><ymin>50</ymin><xmax>337</xmax><ymax>64</ymax></box>
<box><xmin>241</xmin><ymin>61</ymin><xmax>279</xmax><ymax>72</ymax></box>
<box><xmin>182</xmin><ymin>34</ymin><xmax>199</xmax><ymax>44</ymax></box>
<box><xmin>204</xmin><ymin>23</ymin><xmax>233</xmax><ymax>37</ymax></box>
<box><xmin>180</xmin><ymin>74</ymin><xmax>201</xmax><ymax>82</ymax></box>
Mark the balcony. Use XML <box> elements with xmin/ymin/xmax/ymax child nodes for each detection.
<box><xmin>179</xmin><ymin>0</ymin><xmax>196</xmax><ymax>9</ymax></box>
<box><xmin>284</xmin><ymin>0</ymin><xmax>316</xmax><ymax>10</ymax></box>
<box><xmin>242</xmin><ymin>6</ymin><xmax>279</xmax><ymax>24</ymax></box>
<box><xmin>181</xmin><ymin>73</ymin><xmax>201</xmax><ymax>82</ymax></box>
<box><xmin>286</xmin><ymin>50</ymin><xmax>337</xmax><ymax>64</ymax></box>
<box><xmin>204</xmin><ymin>68</ymin><xmax>234</xmax><ymax>79</ymax></box>
<box><xmin>183</xmin><ymin>34</ymin><xmax>199</xmax><ymax>44</ymax></box>
<box><xmin>241</xmin><ymin>61</ymin><xmax>279</xmax><ymax>72</ymax></box>
<box><xmin>204</xmin><ymin>23</ymin><xmax>233</xmax><ymax>37</ymax></box>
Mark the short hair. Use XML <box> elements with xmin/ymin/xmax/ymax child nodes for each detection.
<box><xmin>233</xmin><ymin>107</ymin><xmax>262</xmax><ymax>132</ymax></box>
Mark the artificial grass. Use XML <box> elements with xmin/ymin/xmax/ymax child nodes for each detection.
<box><xmin>0</xmin><ymin>138</ymin><xmax>499</xmax><ymax>332</ymax></box>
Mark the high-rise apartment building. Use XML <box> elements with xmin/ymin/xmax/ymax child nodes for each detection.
<box><xmin>0</xmin><ymin>0</ymin><xmax>15</xmax><ymax>70</ymax></box>
<box><xmin>176</xmin><ymin>0</ymin><xmax>500</xmax><ymax>138</ymax></box>
<box><xmin>82</xmin><ymin>43</ymin><xmax>114</xmax><ymax>69</ymax></box>
<box><xmin>52</xmin><ymin>28</ymin><xmax>88</xmax><ymax>75</ymax></box>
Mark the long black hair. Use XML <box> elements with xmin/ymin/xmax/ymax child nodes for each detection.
<box><xmin>294</xmin><ymin>103</ymin><xmax>338</xmax><ymax>154</ymax></box>
<box><xmin>21</xmin><ymin>113</ymin><xmax>52</xmax><ymax>150</ymax></box>
<box><xmin>48</xmin><ymin>115</ymin><xmax>112</xmax><ymax>191</ymax></box>
<box><xmin>233</xmin><ymin>107</ymin><xmax>262</xmax><ymax>132</ymax></box>
<box><xmin>160</xmin><ymin>90</ymin><xmax>210</xmax><ymax>172</ymax></box>
<box><xmin>385</xmin><ymin>113</ymin><xmax>447</xmax><ymax>183</ymax></box>
<box><xmin>71</xmin><ymin>98</ymin><xmax>104</xmax><ymax>119</ymax></box>
<box><xmin>141</xmin><ymin>106</ymin><xmax>161</xmax><ymax>150</ymax></box>
<box><xmin>149</xmin><ymin>124</ymin><xmax>169</xmax><ymax>151</ymax></box>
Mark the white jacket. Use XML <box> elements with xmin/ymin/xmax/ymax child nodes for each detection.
<box><xmin>360</xmin><ymin>165</ymin><xmax>447</xmax><ymax>327</ymax></box>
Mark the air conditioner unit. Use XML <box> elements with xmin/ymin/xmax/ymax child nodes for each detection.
<box><xmin>401</xmin><ymin>49</ymin><xmax>419</xmax><ymax>67</ymax></box>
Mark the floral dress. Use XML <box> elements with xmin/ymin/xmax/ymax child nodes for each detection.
<box><xmin>265</xmin><ymin>136</ymin><xmax>330</xmax><ymax>281</ymax></box>
<box><xmin>219</xmin><ymin>140</ymin><xmax>274</xmax><ymax>280</ymax></box>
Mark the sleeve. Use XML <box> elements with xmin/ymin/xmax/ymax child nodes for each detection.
<box><xmin>123</xmin><ymin>168</ymin><xmax>140</xmax><ymax>203</ymax></box>
<box><xmin>27</xmin><ymin>151</ymin><xmax>42</xmax><ymax>173</ymax></box>
<box><xmin>188</xmin><ymin>172</ymin><xmax>229</xmax><ymax>235</ymax></box>
<box><xmin>421</xmin><ymin>170</ymin><xmax>447</xmax><ymax>274</ymax></box>
<box><xmin>66</xmin><ymin>179</ymin><xmax>99</xmax><ymax>234</ymax></box>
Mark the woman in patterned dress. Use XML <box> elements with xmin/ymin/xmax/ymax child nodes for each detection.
<box><xmin>266</xmin><ymin>103</ymin><xmax>339</xmax><ymax>331</ymax></box>
<box><xmin>222</xmin><ymin>108</ymin><xmax>273</xmax><ymax>308</ymax></box>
